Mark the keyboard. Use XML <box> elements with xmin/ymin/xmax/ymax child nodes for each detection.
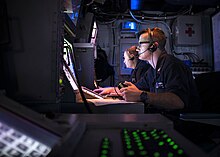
<box><xmin>0</xmin><ymin>121</ymin><xmax>51</xmax><ymax>157</ymax></box>
<box><xmin>81</xmin><ymin>86</ymin><xmax>108</xmax><ymax>99</ymax></box>
<box><xmin>98</xmin><ymin>128</ymin><xmax>188</xmax><ymax>157</ymax></box>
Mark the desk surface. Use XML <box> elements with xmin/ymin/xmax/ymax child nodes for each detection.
<box><xmin>88</xmin><ymin>98</ymin><xmax>145</xmax><ymax>113</ymax></box>
<box><xmin>60</xmin><ymin>99</ymin><xmax>145</xmax><ymax>114</ymax></box>
<box><xmin>54</xmin><ymin>113</ymin><xmax>173</xmax><ymax>127</ymax></box>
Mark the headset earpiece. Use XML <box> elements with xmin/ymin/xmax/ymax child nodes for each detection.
<box><xmin>129</xmin><ymin>56</ymin><xmax>134</xmax><ymax>60</ymax></box>
<box><xmin>147</xmin><ymin>28</ymin><xmax>157</xmax><ymax>53</ymax></box>
<box><xmin>128</xmin><ymin>53</ymin><xmax>135</xmax><ymax>60</ymax></box>
<box><xmin>147</xmin><ymin>42</ymin><xmax>157</xmax><ymax>53</ymax></box>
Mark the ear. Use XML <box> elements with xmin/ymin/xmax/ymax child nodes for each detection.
<box><xmin>148</xmin><ymin>42</ymin><xmax>158</xmax><ymax>53</ymax></box>
<box><xmin>154</xmin><ymin>41</ymin><xmax>159</xmax><ymax>47</ymax></box>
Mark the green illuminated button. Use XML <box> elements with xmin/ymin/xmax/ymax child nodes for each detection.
<box><xmin>178</xmin><ymin>149</ymin><xmax>184</xmax><ymax>155</ymax></box>
<box><xmin>173</xmin><ymin>144</ymin><xmax>178</xmax><ymax>150</ymax></box>
<box><xmin>103</xmin><ymin>137</ymin><xmax>109</xmax><ymax>141</ymax></box>
<box><xmin>138</xmin><ymin>146</ymin><xmax>144</xmax><ymax>150</ymax></box>
<box><xmin>167</xmin><ymin>152</ymin><xmax>174</xmax><ymax>157</ymax></box>
<box><xmin>163</xmin><ymin>134</ymin><xmax>168</xmax><ymax>138</ymax></box>
<box><xmin>153</xmin><ymin>152</ymin><xmax>160</xmax><ymax>157</ymax></box>
<box><xmin>139</xmin><ymin>150</ymin><xmax>147</xmax><ymax>155</ymax></box>
<box><xmin>144</xmin><ymin>136</ymin><xmax>150</xmax><ymax>140</ymax></box>
<box><xmin>141</xmin><ymin>131</ymin><xmax>147</xmax><ymax>135</ymax></box>
<box><xmin>152</xmin><ymin>133</ymin><xmax>157</xmax><ymax>137</ymax></box>
<box><xmin>158</xmin><ymin>141</ymin><xmax>164</xmax><ymax>146</ymax></box>
<box><xmin>126</xmin><ymin>150</ymin><xmax>135</xmax><ymax>156</ymax></box>
<box><xmin>126</xmin><ymin>141</ymin><xmax>131</xmax><ymax>145</ymax></box>
<box><xmin>59</xmin><ymin>79</ymin><xmax>63</xmax><ymax>84</ymax></box>
<box><xmin>132</xmin><ymin>131</ymin><xmax>137</xmax><ymax>135</ymax></box>
<box><xmin>169</xmin><ymin>141</ymin><xmax>175</xmax><ymax>146</ymax></box>
<box><xmin>135</xmin><ymin>139</ymin><xmax>141</xmax><ymax>143</ymax></box>
<box><xmin>134</xmin><ymin>135</ymin><xmax>140</xmax><ymax>139</ymax></box>
<box><xmin>154</xmin><ymin>135</ymin><xmax>160</xmax><ymax>140</ymax></box>
<box><xmin>100</xmin><ymin>155</ymin><xmax>107</xmax><ymax>157</ymax></box>
<box><xmin>123</xmin><ymin>130</ymin><xmax>128</xmax><ymax>134</ymax></box>
<box><xmin>101</xmin><ymin>150</ymin><xmax>108</xmax><ymax>155</ymax></box>
<box><xmin>151</xmin><ymin>129</ymin><xmax>157</xmax><ymax>134</ymax></box>
<box><xmin>166</xmin><ymin>138</ymin><xmax>171</xmax><ymax>143</ymax></box>
<box><xmin>133</xmin><ymin>135</ymin><xmax>138</xmax><ymax>138</ymax></box>
<box><xmin>124</xmin><ymin>135</ymin><xmax>130</xmax><ymax>139</ymax></box>
<box><xmin>103</xmin><ymin>141</ymin><xmax>109</xmax><ymax>145</ymax></box>
<box><xmin>102</xmin><ymin>145</ymin><xmax>109</xmax><ymax>149</ymax></box>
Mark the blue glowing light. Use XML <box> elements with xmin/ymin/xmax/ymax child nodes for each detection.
<box><xmin>130</xmin><ymin>0</ymin><xmax>141</xmax><ymax>10</ymax></box>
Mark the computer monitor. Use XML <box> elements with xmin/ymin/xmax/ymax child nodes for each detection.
<box><xmin>63</xmin><ymin>38</ymin><xmax>78</xmax><ymax>91</ymax></box>
<box><xmin>62</xmin><ymin>39</ymin><xmax>92</xmax><ymax>113</ymax></box>
<box><xmin>63</xmin><ymin>60</ymin><xmax>78</xmax><ymax>91</ymax></box>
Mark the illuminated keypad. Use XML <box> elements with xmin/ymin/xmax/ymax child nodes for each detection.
<box><xmin>121</xmin><ymin>128</ymin><xmax>187</xmax><ymax>157</ymax></box>
<box><xmin>0</xmin><ymin>122</ymin><xmax>51</xmax><ymax>157</ymax></box>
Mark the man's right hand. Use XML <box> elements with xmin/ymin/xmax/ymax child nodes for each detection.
<box><xmin>120</xmin><ymin>81</ymin><xmax>142</xmax><ymax>102</ymax></box>
<box><xmin>93</xmin><ymin>87</ymin><xmax>115</xmax><ymax>95</ymax></box>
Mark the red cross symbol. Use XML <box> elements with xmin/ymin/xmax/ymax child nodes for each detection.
<box><xmin>185</xmin><ymin>24</ymin><xmax>195</xmax><ymax>37</ymax></box>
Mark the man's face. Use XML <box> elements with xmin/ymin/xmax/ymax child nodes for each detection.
<box><xmin>138</xmin><ymin>33</ymin><xmax>152</xmax><ymax>61</ymax></box>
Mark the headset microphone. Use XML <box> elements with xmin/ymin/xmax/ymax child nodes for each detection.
<box><xmin>138</xmin><ymin>48</ymin><xmax>148</xmax><ymax>56</ymax></box>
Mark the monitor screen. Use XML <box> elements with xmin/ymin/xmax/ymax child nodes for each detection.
<box><xmin>63</xmin><ymin>62</ymin><xmax>78</xmax><ymax>91</ymax></box>
<box><xmin>63</xmin><ymin>38</ymin><xmax>78</xmax><ymax>90</ymax></box>
<box><xmin>62</xmin><ymin>39</ymin><xmax>92</xmax><ymax>113</ymax></box>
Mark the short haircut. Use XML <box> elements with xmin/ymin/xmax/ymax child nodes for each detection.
<box><xmin>137</xmin><ymin>27</ymin><xmax>166</xmax><ymax>50</ymax></box>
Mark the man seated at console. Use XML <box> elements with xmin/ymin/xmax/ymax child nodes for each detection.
<box><xmin>96</xmin><ymin>27</ymin><xmax>201</xmax><ymax>113</ymax></box>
